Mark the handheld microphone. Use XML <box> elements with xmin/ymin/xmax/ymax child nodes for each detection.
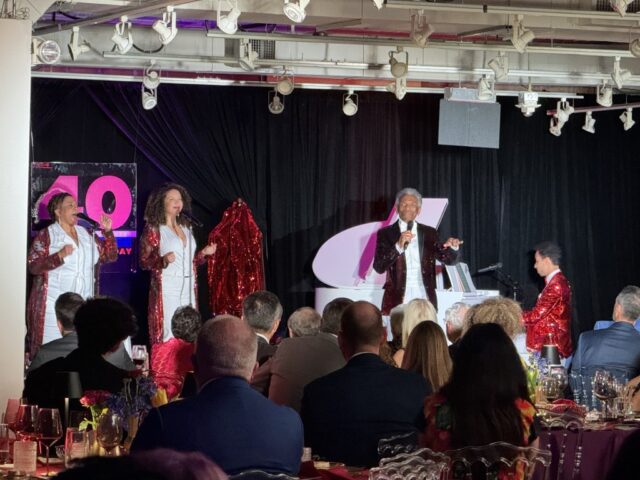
<box><xmin>75</xmin><ymin>212</ymin><xmax>100</xmax><ymax>228</ymax></box>
<box><xmin>181</xmin><ymin>211</ymin><xmax>204</xmax><ymax>228</ymax></box>
<box><xmin>403</xmin><ymin>220</ymin><xmax>414</xmax><ymax>250</ymax></box>
<box><xmin>477</xmin><ymin>262</ymin><xmax>503</xmax><ymax>274</ymax></box>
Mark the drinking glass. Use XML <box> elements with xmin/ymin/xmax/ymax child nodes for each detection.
<box><xmin>0</xmin><ymin>423</ymin><xmax>9</xmax><ymax>464</ymax></box>
<box><xmin>14</xmin><ymin>404</ymin><xmax>38</xmax><ymax>440</ymax></box>
<box><xmin>64</xmin><ymin>427</ymin><xmax>88</xmax><ymax>467</ymax></box>
<box><xmin>96</xmin><ymin>414</ymin><xmax>122</xmax><ymax>456</ymax></box>
<box><xmin>4</xmin><ymin>398</ymin><xmax>20</xmax><ymax>436</ymax></box>
<box><xmin>132</xmin><ymin>345</ymin><xmax>149</xmax><ymax>371</ymax></box>
<box><xmin>540</xmin><ymin>376</ymin><xmax>561</xmax><ymax>402</ymax></box>
<box><xmin>36</xmin><ymin>408</ymin><xmax>63</xmax><ymax>476</ymax></box>
<box><xmin>593</xmin><ymin>370</ymin><xmax>617</xmax><ymax>419</ymax></box>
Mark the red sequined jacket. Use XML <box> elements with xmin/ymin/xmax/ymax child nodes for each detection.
<box><xmin>523</xmin><ymin>271</ymin><xmax>573</xmax><ymax>358</ymax></box>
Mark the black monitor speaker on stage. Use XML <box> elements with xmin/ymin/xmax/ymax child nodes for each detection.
<box><xmin>438</xmin><ymin>98</ymin><xmax>501</xmax><ymax>149</ymax></box>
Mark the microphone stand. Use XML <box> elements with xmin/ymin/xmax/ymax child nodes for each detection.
<box><xmin>492</xmin><ymin>268</ymin><xmax>521</xmax><ymax>301</ymax></box>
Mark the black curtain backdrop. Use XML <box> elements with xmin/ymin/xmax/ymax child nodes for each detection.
<box><xmin>30</xmin><ymin>79</ymin><xmax>640</xmax><ymax>345</ymax></box>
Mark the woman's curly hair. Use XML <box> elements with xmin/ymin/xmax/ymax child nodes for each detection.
<box><xmin>47</xmin><ymin>192</ymin><xmax>73</xmax><ymax>221</ymax></box>
<box><xmin>143</xmin><ymin>183</ymin><xmax>193</xmax><ymax>227</ymax></box>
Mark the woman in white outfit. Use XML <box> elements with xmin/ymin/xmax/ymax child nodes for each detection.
<box><xmin>26</xmin><ymin>192</ymin><xmax>117</xmax><ymax>361</ymax></box>
<box><xmin>140</xmin><ymin>184</ymin><xmax>216</xmax><ymax>345</ymax></box>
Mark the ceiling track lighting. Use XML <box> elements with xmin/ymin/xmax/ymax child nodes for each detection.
<box><xmin>511</xmin><ymin>15</ymin><xmax>535</xmax><ymax>53</ymax></box>
<box><xmin>238</xmin><ymin>38</ymin><xmax>259</xmax><ymax>71</ymax></box>
<box><xmin>555</xmin><ymin>97</ymin><xmax>574</xmax><ymax>123</ymax></box>
<box><xmin>410</xmin><ymin>11</ymin><xmax>434</xmax><ymax>48</ymax></box>
<box><xmin>389</xmin><ymin>46</ymin><xmax>408</xmax><ymax>79</ymax></box>
<box><xmin>582</xmin><ymin>111</ymin><xmax>596</xmax><ymax>134</ymax></box>
<box><xmin>112</xmin><ymin>15</ymin><xmax>133</xmax><ymax>54</ymax></box>
<box><xmin>477</xmin><ymin>75</ymin><xmax>496</xmax><ymax>101</ymax></box>
<box><xmin>141</xmin><ymin>62</ymin><xmax>159</xmax><ymax>110</ymax></box>
<box><xmin>516</xmin><ymin>89</ymin><xmax>540</xmax><ymax>117</ymax></box>
<box><xmin>372</xmin><ymin>0</ymin><xmax>384</xmax><ymax>9</ymax></box>
<box><xmin>596</xmin><ymin>81</ymin><xmax>613</xmax><ymax>107</ymax></box>
<box><xmin>153</xmin><ymin>6</ymin><xmax>178</xmax><ymax>45</ymax></box>
<box><xmin>611</xmin><ymin>56</ymin><xmax>632</xmax><ymax>89</ymax></box>
<box><xmin>217</xmin><ymin>0</ymin><xmax>241</xmax><ymax>35</ymax></box>
<box><xmin>283</xmin><ymin>0</ymin><xmax>310</xmax><ymax>23</ymax></box>
<box><xmin>31</xmin><ymin>37</ymin><xmax>61</xmax><ymax>65</ymax></box>
<box><xmin>268</xmin><ymin>89</ymin><xmax>285</xmax><ymax>114</ymax></box>
<box><xmin>386</xmin><ymin>76</ymin><xmax>407</xmax><ymax>100</ymax></box>
<box><xmin>276</xmin><ymin>70</ymin><xmax>295</xmax><ymax>96</ymax></box>
<box><xmin>620</xmin><ymin>107</ymin><xmax>635</xmax><ymax>130</ymax></box>
<box><xmin>549</xmin><ymin>117</ymin><xmax>563</xmax><ymax>137</ymax></box>
<box><xmin>610</xmin><ymin>0</ymin><xmax>634</xmax><ymax>17</ymax></box>
<box><xmin>342</xmin><ymin>90</ymin><xmax>358</xmax><ymax>116</ymax></box>
<box><xmin>68</xmin><ymin>26</ymin><xmax>91</xmax><ymax>61</ymax></box>
<box><xmin>630</xmin><ymin>38</ymin><xmax>640</xmax><ymax>58</ymax></box>
<box><xmin>488</xmin><ymin>52</ymin><xmax>509</xmax><ymax>81</ymax></box>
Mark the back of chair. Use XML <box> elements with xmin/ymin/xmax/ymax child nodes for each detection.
<box><xmin>229</xmin><ymin>470</ymin><xmax>298</xmax><ymax>480</ymax></box>
<box><xmin>445</xmin><ymin>442</ymin><xmax>551</xmax><ymax>480</ymax></box>
<box><xmin>377</xmin><ymin>431</ymin><xmax>420</xmax><ymax>459</ymax></box>
<box><xmin>371</xmin><ymin>448</ymin><xmax>449</xmax><ymax>480</ymax></box>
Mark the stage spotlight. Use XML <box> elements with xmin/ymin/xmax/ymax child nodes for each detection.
<box><xmin>610</xmin><ymin>0</ymin><xmax>633</xmax><ymax>16</ymax></box>
<box><xmin>611</xmin><ymin>56</ymin><xmax>632</xmax><ymax>89</ymax></box>
<box><xmin>511</xmin><ymin>15</ymin><xmax>535</xmax><ymax>53</ymax></box>
<box><xmin>386</xmin><ymin>77</ymin><xmax>407</xmax><ymax>100</ymax></box>
<box><xmin>268</xmin><ymin>89</ymin><xmax>285</xmax><ymax>114</ymax></box>
<box><xmin>276</xmin><ymin>71</ymin><xmax>294</xmax><ymax>96</ymax></box>
<box><xmin>31</xmin><ymin>37</ymin><xmax>61</xmax><ymax>65</ymax></box>
<box><xmin>141</xmin><ymin>63</ymin><xmax>159</xmax><ymax>110</ymax></box>
<box><xmin>283</xmin><ymin>0</ymin><xmax>310</xmax><ymax>23</ymax></box>
<box><xmin>596</xmin><ymin>81</ymin><xmax>613</xmax><ymax>107</ymax></box>
<box><xmin>68</xmin><ymin>26</ymin><xmax>90</xmax><ymax>61</ymax></box>
<box><xmin>477</xmin><ymin>76</ymin><xmax>495</xmax><ymax>101</ymax></box>
<box><xmin>620</xmin><ymin>107</ymin><xmax>635</xmax><ymax>130</ymax></box>
<box><xmin>238</xmin><ymin>38</ymin><xmax>259</xmax><ymax>71</ymax></box>
<box><xmin>141</xmin><ymin>87</ymin><xmax>157</xmax><ymax>110</ymax></box>
<box><xmin>342</xmin><ymin>91</ymin><xmax>358</xmax><ymax>116</ymax></box>
<box><xmin>217</xmin><ymin>0</ymin><xmax>241</xmax><ymax>35</ymax></box>
<box><xmin>112</xmin><ymin>15</ymin><xmax>133</xmax><ymax>54</ymax></box>
<box><xmin>630</xmin><ymin>38</ymin><xmax>640</xmax><ymax>58</ymax></box>
<box><xmin>582</xmin><ymin>111</ymin><xmax>596</xmax><ymax>134</ymax></box>
<box><xmin>153</xmin><ymin>6</ymin><xmax>178</xmax><ymax>45</ymax></box>
<box><xmin>372</xmin><ymin>0</ymin><xmax>384</xmax><ymax>9</ymax></box>
<box><xmin>488</xmin><ymin>52</ymin><xmax>508</xmax><ymax>81</ymax></box>
<box><xmin>556</xmin><ymin>97</ymin><xmax>574</xmax><ymax>124</ymax></box>
<box><xmin>410</xmin><ymin>11</ymin><xmax>434</xmax><ymax>48</ymax></box>
<box><xmin>515</xmin><ymin>90</ymin><xmax>540</xmax><ymax>117</ymax></box>
<box><xmin>549</xmin><ymin>117</ymin><xmax>564</xmax><ymax>137</ymax></box>
<box><xmin>389</xmin><ymin>46</ymin><xmax>408</xmax><ymax>79</ymax></box>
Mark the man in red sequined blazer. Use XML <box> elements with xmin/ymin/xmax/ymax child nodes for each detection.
<box><xmin>523</xmin><ymin>241</ymin><xmax>573</xmax><ymax>358</ymax></box>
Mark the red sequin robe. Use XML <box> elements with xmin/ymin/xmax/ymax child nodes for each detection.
<box><xmin>207</xmin><ymin>199</ymin><xmax>264</xmax><ymax>317</ymax></box>
<box><xmin>151</xmin><ymin>337</ymin><xmax>195</xmax><ymax>400</ymax></box>
<box><xmin>26</xmin><ymin>227</ymin><xmax>117</xmax><ymax>360</ymax></box>
<box><xmin>523</xmin><ymin>271</ymin><xmax>573</xmax><ymax>358</ymax></box>
<box><xmin>139</xmin><ymin>224</ymin><xmax>207</xmax><ymax>345</ymax></box>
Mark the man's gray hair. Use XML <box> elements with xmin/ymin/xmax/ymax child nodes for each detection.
<box><xmin>615</xmin><ymin>285</ymin><xmax>640</xmax><ymax>322</ymax></box>
<box><xmin>395</xmin><ymin>188</ymin><xmax>423</xmax><ymax>207</ymax></box>
<box><xmin>242</xmin><ymin>290</ymin><xmax>282</xmax><ymax>333</ymax></box>
<box><xmin>444</xmin><ymin>302</ymin><xmax>469</xmax><ymax>332</ymax></box>
<box><xmin>288</xmin><ymin>307</ymin><xmax>322</xmax><ymax>337</ymax></box>
<box><xmin>195</xmin><ymin>315</ymin><xmax>257</xmax><ymax>382</ymax></box>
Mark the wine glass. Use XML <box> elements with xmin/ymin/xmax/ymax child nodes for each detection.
<box><xmin>593</xmin><ymin>370</ymin><xmax>617</xmax><ymax>419</ymax></box>
<box><xmin>131</xmin><ymin>345</ymin><xmax>148</xmax><ymax>372</ymax></box>
<box><xmin>35</xmin><ymin>408</ymin><xmax>63</xmax><ymax>476</ymax></box>
<box><xmin>96</xmin><ymin>414</ymin><xmax>122</xmax><ymax>456</ymax></box>
<box><xmin>540</xmin><ymin>376</ymin><xmax>561</xmax><ymax>402</ymax></box>
<box><xmin>14</xmin><ymin>404</ymin><xmax>38</xmax><ymax>440</ymax></box>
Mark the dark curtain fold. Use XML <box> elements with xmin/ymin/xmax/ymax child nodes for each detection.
<box><xmin>29</xmin><ymin>79</ymin><xmax>640</xmax><ymax>342</ymax></box>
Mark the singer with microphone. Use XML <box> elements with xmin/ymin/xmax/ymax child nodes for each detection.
<box><xmin>26</xmin><ymin>192</ymin><xmax>117</xmax><ymax>360</ymax></box>
<box><xmin>140</xmin><ymin>183</ymin><xmax>216</xmax><ymax>345</ymax></box>
<box><xmin>373</xmin><ymin>188</ymin><xmax>462</xmax><ymax>315</ymax></box>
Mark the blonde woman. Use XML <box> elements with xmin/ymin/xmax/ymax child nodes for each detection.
<box><xmin>402</xmin><ymin>321</ymin><xmax>452</xmax><ymax>391</ymax></box>
<box><xmin>393</xmin><ymin>298</ymin><xmax>437</xmax><ymax>366</ymax></box>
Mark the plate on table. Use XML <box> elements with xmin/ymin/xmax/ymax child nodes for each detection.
<box><xmin>314</xmin><ymin>461</ymin><xmax>345</xmax><ymax>470</ymax></box>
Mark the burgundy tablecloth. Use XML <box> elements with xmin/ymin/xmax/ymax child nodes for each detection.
<box><xmin>537</xmin><ymin>426</ymin><xmax>638</xmax><ymax>480</ymax></box>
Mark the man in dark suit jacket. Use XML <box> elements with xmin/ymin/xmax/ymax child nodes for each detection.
<box><xmin>265</xmin><ymin>298</ymin><xmax>352</xmax><ymax>412</ymax></box>
<box><xmin>572</xmin><ymin>285</ymin><xmax>640</xmax><ymax>381</ymax></box>
<box><xmin>132</xmin><ymin>315</ymin><xmax>303</xmax><ymax>476</ymax></box>
<box><xmin>242</xmin><ymin>290</ymin><xmax>282</xmax><ymax>365</ymax></box>
<box><xmin>301</xmin><ymin>301</ymin><xmax>431</xmax><ymax>468</ymax></box>
<box><xmin>373</xmin><ymin>188</ymin><xmax>461</xmax><ymax>314</ymax></box>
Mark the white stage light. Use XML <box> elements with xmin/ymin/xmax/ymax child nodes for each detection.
<box><xmin>342</xmin><ymin>91</ymin><xmax>358</xmax><ymax>116</ymax></box>
<box><xmin>153</xmin><ymin>6</ymin><xmax>178</xmax><ymax>45</ymax></box>
<box><xmin>596</xmin><ymin>82</ymin><xmax>613</xmax><ymax>107</ymax></box>
<box><xmin>620</xmin><ymin>107</ymin><xmax>635</xmax><ymax>130</ymax></box>
<box><xmin>112</xmin><ymin>16</ymin><xmax>133</xmax><ymax>54</ymax></box>
<box><xmin>549</xmin><ymin>117</ymin><xmax>563</xmax><ymax>137</ymax></box>
<box><xmin>389</xmin><ymin>46</ymin><xmax>408</xmax><ymax>79</ymax></box>
<box><xmin>515</xmin><ymin>90</ymin><xmax>540</xmax><ymax>117</ymax></box>
<box><xmin>32</xmin><ymin>37</ymin><xmax>61</xmax><ymax>65</ymax></box>
<box><xmin>488</xmin><ymin>52</ymin><xmax>508</xmax><ymax>81</ymax></box>
<box><xmin>611</xmin><ymin>56</ymin><xmax>632</xmax><ymax>89</ymax></box>
<box><xmin>511</xmin><ymin>15</ymin><xmax>535</xmax><ymax>53</ymax></box>
<box><xmin>283</xmin><ymin>0</ymin><xmax>310</xmax><ymax>23</ymax></box>
<box><xmin>68</xmin><ymin>26</ymin><xmax>91</xmax><ymax>61</ymax></box>
<box><xmin>582</xmin><ymin>112</ymin><xmax>596</xmax><ymax>134</ymax></box>
<box><xmin>372</xmin><ymin>0</ymin><xmax>384</xmax><ymax>9</ymax></box>
<box><xmin>410</xmin><ymin>12</ymin><xmax>434</xmax><ymax>48</ymax></box>
<box><xmin>386</xmin><ymin>77</ymin><xmax>407</xmax><ymax>100</ymax></box>
<box><xmin>217</xmin><ymin>0</ymin><xmax>241</xmax><ymax>35</ymax></box>
<box><xmin>268</xmin><ymin>89</ymin><xmax>285</xmax><ymax>114</ymax></box>
<box><xmin>630</xmin><ymin>39</ymin><xmax>640</xmax><ymax>58</ymax></box>
<box><xmin>610</xmin><ymin>0</ymin><xmax>633</xmax><ymax>17</ymax></box>
<box><xmin>238</xmin><ymin>39</ymin><xmax>259</xmax><ymax>71</ymax></box>
<box><xmin>477</xmin><ymin>76</ymin><xmax>495</xmax><ymax>101</ymax></box>
<box><xmin>276</xmin><ymin>73</ymin><xmax>294</xmax><ymax>96</ymax></box>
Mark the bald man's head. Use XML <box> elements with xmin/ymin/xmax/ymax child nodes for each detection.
<box><xmin>194</xmin><ymin>315</ymin><xmax>257</xmax><ymax>385</ymax></box>
<box><xmin>338</xmin><ymin>301</ymin><xmax>385</xmax><ymax>358</ymax></box>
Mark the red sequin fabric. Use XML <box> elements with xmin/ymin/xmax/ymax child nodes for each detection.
<box><xmin>207</xmin><ymin>199</ymin><xmax>264</xmax><ymax>317</ymax></box>
<box><xmin>523</xmin><ymin>271</ymin><xmax>573</xmax><ymax>358</ymax></box>
<box><xmin>151</xmin><ymin>337</ymin><xmax>195</xmax><ymax>400</ymax></box>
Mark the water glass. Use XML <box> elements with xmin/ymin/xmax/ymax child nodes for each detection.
<box><xmin>96</xmin><ymin>414</ymin><xmax>122</xmax><ymax>456</ymax></box>
<box><xmin>0</xmin><ymin>423</ymin><xmax>9</xmax><ymax>464</ymax></box>
<box><xmin>64</xmin><ymin>427</ymin><xmax>88</xmax><ymax>467</ymax></box>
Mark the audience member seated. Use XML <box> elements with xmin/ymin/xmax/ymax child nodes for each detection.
<box><xmin>27</xmin><ymin>292</ymin><xmax>134</xmax><ymax>374</ymax></box>
<box><xmin>393</xmin><ymin>298</ymin><xmax>437</xmax><ymax>366</ymax></box>
<box><xmin>287</xmin><ymin>307</ymin><xmax>321</xmax><ymax>338</ymax></box>
<box><xmin>24</xmin><ymin>297</ymin><xmax>138</xmax><ymax>406</ymax></box>
<box><xmin>55</xmin><ymin>448</ymin><xmax>228</xmax><ymax>480</ymax></box>
<box><xmin>132</xmin><ymin>315</ymin><xmax>303</xmax><ymax>476</ymax></box>
<box><xmin>464</xmin><ymin>297</ymin><xmax>528</xmax><ymax>358</ymax></box>
<box><xmin>242</xmin><ymin>291</ymin><xmax>282</xmax><ymax>365</ymax></box>
<box><xmin>151</xmin><ymin>306</ymin><xmax>202</xmax><ymax>400</ymax></box>
<box><xmin>263</xmin><ymin>298</ymin><xmax>350</xmax><ymax>412</ymax></box>
<box><xmin>443</xmin><ymin>302</ymin><xmax>469</xmax><ymax>359</ymax></box>
<box><xmin>401</xmin><ymin>321</ymin><xmax>451</xmax><ymax>391</ymax></box>
<box><xmin>387</xmin><ymin>304</ymin><xmax>405</xmax><ymax>360</ymax></box>
<box><xmin>301</xmin><ymin>301</ymin><xmax>430</xmax><ymax>468</ymax></box>
<box><xmin>572</xmin><ymin>285</ymin><xmax>640</xmax><ymax>382</ymax></box>
<box><xmin>423</xmin><ymin>323</ymin><xmax>537</xmax><ymax>453</ymax></box>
